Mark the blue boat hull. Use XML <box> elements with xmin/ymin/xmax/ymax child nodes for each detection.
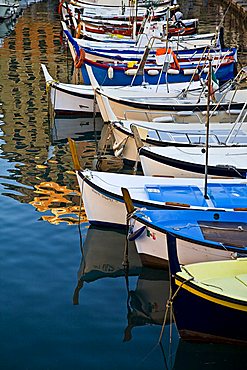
<box><xmin>172</xmin><ymin>279</ymin><xmax>247</xmax><ymax>344</ymax></box>
<box><xmin>82</xmin><ymin>60</ymin><xmax>236</xmax><ymax>86</ymax></box>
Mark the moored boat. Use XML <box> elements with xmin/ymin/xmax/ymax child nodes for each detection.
<box><xmin>74</xmin><ymin>168</ymin><xmax>247</xmax><ymax>227</ymax></box>
<box><xmin>109</xmin><ymin>120</ymin><xmax>247</xmax><ymax>163</ymax></box>
<box><xmin>166</xmin><ymin>231</ymin><xmax>247</xmax><ymax>344</ymax></box>
<box><xmin>138</xmin><ymin>145</ymin><xmax>247</xmax><ymax>178</ymax></box>
<box><xmin>88</xmin><ymin>65</ymin><xmax>247</xmax><ymax>122</ymax></box>
<box><xmin>130</xmin><ymin>208</ymin><xmax>247</xmax><ymax>268</ymax></box>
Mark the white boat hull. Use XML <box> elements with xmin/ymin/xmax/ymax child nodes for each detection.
<box><xmin>41</xmin><ymin>64</ymin><xmax>99</xmax><ymax>116</ymax></box>
<box><xmin>140</xmin><ymin>153</ymin><xmax>206</xmax><ymax>177</ymax></box>
<box><xmin>76</xmin><ymin>170</ymin><xmax>247</xmax><ymax>227</ymax></box>
<box><xmin>77</xmin><ymin>172</ymin><xmax>127</xmax><ymax>226</ymax></box>
<box><xmin>139</xmin><ymin>146</ymin><xmax>247</xmax><ymax>178</ymax></box>
<box><xmin>101</xmin><ymin>91</ymin><xmax>246</xmax><ymax>123</ymax></box>
<box><xmin>48</xmin><ymin>82</ymin><xmax>98</xmax><ymax>115</ymax></box>
<box><xmin>133</xmin><ymin>220</ymin><xmax>236</xmax><ymax>268</ymax></box>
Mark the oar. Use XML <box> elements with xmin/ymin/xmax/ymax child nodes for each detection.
<box><xmin>121</xmin><ymin>187</ymin><xmax>136</xmax><ymax>269</ymax></box>
<box><xmin>68</xmin><ymin>138</ymin><xmax>81</xmax><ymax>171</ymax></box>
<box><xmin>121</xmin><ymin>187</ymin><xmax>135</xmax><ymax>215</ymax></box>
<box><xmin>130</xmin><ymin>124</ymin><xmax>144</xmax><ymax>175</ymax></box>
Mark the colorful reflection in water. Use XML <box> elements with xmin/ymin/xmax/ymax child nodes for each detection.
<box><xmin>30</xmin><ymin>181</ymin><xmax>87</xmax><ymax>225</ymax></box>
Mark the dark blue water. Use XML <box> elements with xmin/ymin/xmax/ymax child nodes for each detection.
<box><xmin>0</xmin><ymin>1</ymin><xmax>246</xmax><ymax>369</ymax></box>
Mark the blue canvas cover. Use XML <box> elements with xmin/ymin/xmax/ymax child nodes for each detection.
<box><xmin>144</xmin><ymin>184</ymin><xmax>208</xmax><ymax>207</ymax></box>
<box><xmin>207</xmin><ymin>183</ymin><xmax>247</xmax><ymax>209</ymax></box>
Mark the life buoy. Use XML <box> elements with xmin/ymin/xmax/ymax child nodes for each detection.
<box><xmin>76</xmin><ymin>23</ymin><xmax>81</xmax><ymax>39</ymax></box>
<box><xmin>156</xmin><ymin>48</ymin><xmax>180</xmax><ymax>70</ymax></box>
<box><xmin>74</xmin><ymin>49</ymin><xmax>85</xmax><ymax>69</ymax></box>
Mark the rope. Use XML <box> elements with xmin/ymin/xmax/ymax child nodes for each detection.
<box><xmin>158</xmin><ymin>276</ymin><xmax>194</xmax><ymax>344</ymax></box>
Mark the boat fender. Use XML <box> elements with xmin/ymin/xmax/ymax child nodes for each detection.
<box><xmin>147</xmin><ymin>69</ymin><xmax>159</xmax><ymax>76</ymax></box>
<box><xmin>201</xmin><ymin>110</ymin><xmax>218</xmax><ymax>116</ymax></box>
<box><xmin>128</xmin><ymin>226</ymin><xmax>146</xmax><ymax>241</ymax></box>
<box><xmin>74</xmin><ymin>49</ymin><xmax>85</xmax><ymax>69</ymax></box>
<box><xmin>167</xmin><ymin>69</ymin><xmax>180</xmax><ymax>75</ymax></box>
<box><xmin>114</xmin><ymin>147</ymin><xmax>124</xmax><ymax>157</ymax></box>
<box><xmin>113</xmin><ymin>137</ymin><xmax>127</xmax><ymax>151</ymax></box>
<box><xmin>183</xmin><ymin>68</ymin><xmax>198</xmax><ymax>75</ymax></box>
<box><xmin>152</xmin><ymin>116</ymin><xmax>174</xmax><ymax>123</ymax></box>
<box><xmin>108</xmin><ymin>66</ymin><xmax>114</xmax><ymax>79</ymax></box>
<box><xmin>226</xmin><ymin>109</ymin><xmax>242</xmax><ymax>115</ymax></box>
<box><xmin>125</xmin><ymin>69</ymin><xmax>137</xmax><ymax>76</ymax></box>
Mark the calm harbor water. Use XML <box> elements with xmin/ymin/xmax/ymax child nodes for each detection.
<box><xmin>0</xmin><ymin>1</ymin><xmax>246</xmax><ymax>369</ymax></box>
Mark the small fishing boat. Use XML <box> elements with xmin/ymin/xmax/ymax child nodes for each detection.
<box><xmin>81</xmin><ymin>45</ymin><xmax>234</xmax><ymax>63</ymax></box>
<box><xmin>60</xmin><ymin>0</ymin><xmax>171</xmax><ymax>23</ymax></box>
<box><xmin>73</xmin><ymin>26</ymin><xmax>218</xmax><ymax>48</ymax></box>
<box><xmin>88</xmin><ymin>65</ymin><xmax>247</xmax><ymax>123</ymax></box>
<box><xmin>74</xmin><ymin>168</ymin><xmax>247</xmax><ymax>227</ymax></box>
<box><xmin>41</xmin><ymin>64</ymin><xmax>100</xmax><ymax>116</ymax></box>
<box><xmin>109</xmin><ymin>120</ymin><xmax>247</xmax><ymax>163</ymax></box>
<box><xmin>138</xmin><ymin>145</ymin><xmax>247</xmax><ymax>178</ymax></box>
<box><xmin>166</xmin><ymin>230</ymin><xmax>247</xmax><ymax>344</ymax></box>
<box><xmin>80</xmin><ymin>55</ymin><xmax>236</xmax><ymax>86</ymax></box>
<box><xmin>129</xmin><ymin>208</ymin><xmax>247</xmax><ymax>268</ymax></box>
<box><xmin>41</xmin><ymin>64</ymin><xmax>206</xmax><ymax>116</ymax></box>
<box><xmin>79</xmin><ymin>18</ymin><xmax>198</xmax><ymax>40</ymax></box>
<box><xmin>78</xmin><ymin>18</ymin><xmax>199</xmax><ymax>42</ymax></box>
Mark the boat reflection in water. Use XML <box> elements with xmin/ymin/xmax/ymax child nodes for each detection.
<box><xmin>73</xmin><ymin>225</ymin><xmax>246</xmax><ymax>370</ymax></box>
<box><xmin>75</xmin><ymin>226</ymin><xmax>142</xmax><ymax>285</ymax></box>
<box><xmin>74</xmin><ymin>225</ymin><xmax>171</xmax><ymax>338</ymax></box>
<box><xmin>50</xmin><ymin>115</ymin><xmax>104</xmax><ymax>145</ymax></box>
<box><xmin>124</xmin><ymin>267</ymin><xmax>170</xmax><ymax>341</ymax></box>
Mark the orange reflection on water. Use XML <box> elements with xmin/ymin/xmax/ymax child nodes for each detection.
<box><xmin>30</xmin><ymin>181</ymin><xmax>87</xmax><ymax>225</ymax></box>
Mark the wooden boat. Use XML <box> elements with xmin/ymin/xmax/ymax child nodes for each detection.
<box><xmin>80</xmin><ymin>55</ymin><xmax>236</xmax><ymax>86</ymax></box>
<box><xmin>41</xmin><ymin>64</ymin><xmax>208</xmax><ymax>116</ymax></box>
<box><xmin>79</xmin><ymin>18</ymin><xmax>198</xmax><ymax>39</ymax></box>
<box><xmin>60</xmin><ymin>0</ymin><xmax>171</xmax><ymax>21</ymax></box>
<box><xmin>62</xmin><ymin>21</ymin><xmax>234</xmax><ymax>86</ymax></box>
<box><xmin>130</xmin><ymin>208</ymin><xmax>247</xmax><ymax>268</ymax></box>
<box><xmin>74</xmin><ymin>168</ymin><xmax>247</xmax><ymax>227</ymax></box>
<box><xmin>139</xmin><ymin>145</ymin><xmax>247</xmax><ymax>178</ymax></box>
<box><xmin>69</xmin><ymin>0</ymin><xmax>171</xmax><ymax>8</ymax></box>
<box><xmin>81</xmin><ymin>45</ymin><xmax>234</xmax><ymax>63</ymax></box>
<box><xmin>41</xmin><ymin>64</ymin><xmax>100</xmax><ymax>116</ymax></box>
<box><xmin>166</xmin><ymin>230</ymin><xmax>247</xmax><ymax>344</ymax></box>
<box><xmin>78</xmin><ymin>18</ymin><xmax>198</xmax><ymax>41</ymax></box>
<box><xmin>89</xmin><ymin>65</ymin><xmax>247</xmax><ymax>123</ymax></box>
<box><xmin>109</xmin><ymin>120</ymin><xmax>247</xmax><ymax>163</ymax></box>
<box><xmin>63</xmin><ymin>20</ymin><xmax>219</xmax><ymax>50</ymax></box>
<box><xmin>74</xmin><ymin>30</ymin><xmax>219</xmax><ymax>50</ymax></box>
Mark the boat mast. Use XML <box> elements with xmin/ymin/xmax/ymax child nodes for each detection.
<box><xmin>204</xmin><ymin>58</ymin><xmax>212</xmax><ymax>199</ymax></box>
<box><xmin>132</xmin><ymin>0</ymin><xmax>138</xmax><ymax>40</ymax></box>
